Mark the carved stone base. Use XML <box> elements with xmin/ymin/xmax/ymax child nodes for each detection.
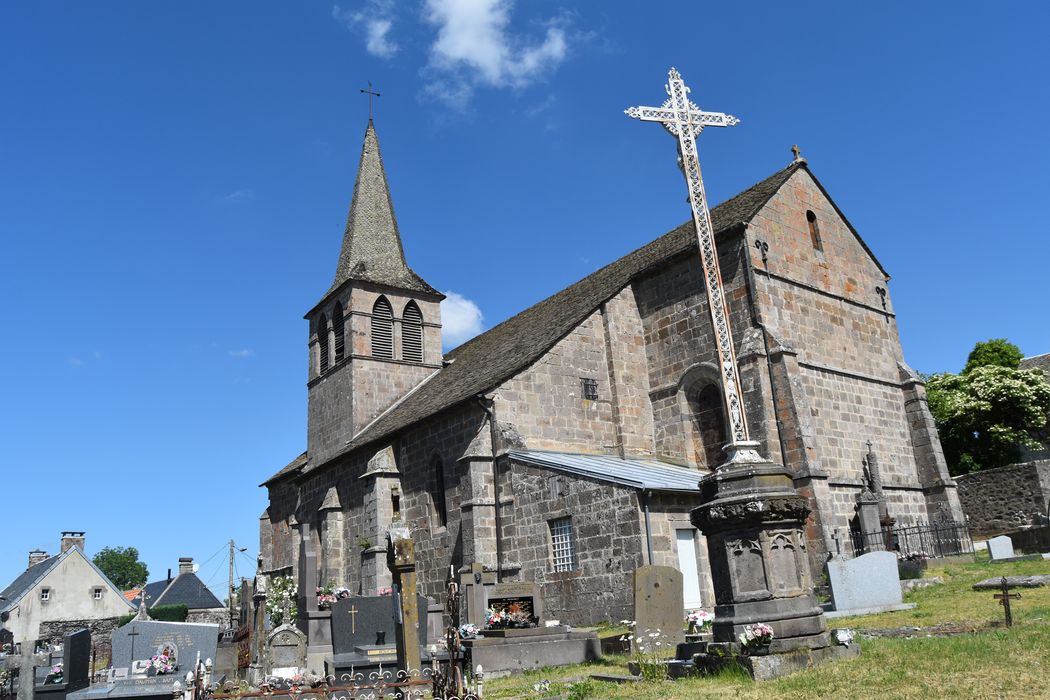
<box><xmin>691</xmin><ymin>442</ymin><xmax>828</xmax><ymax>653</ymax></box>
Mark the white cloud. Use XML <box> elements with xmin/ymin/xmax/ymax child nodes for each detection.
<box><xmin>441</xmin><ymin>291</ymin><xmax>484</xmax><ymax>348</ymax></box>
<box><xmin>228</xmin><ymin>349</ymin><xmax>255</xmax><ymax>358</ymax></box>
<box><xmin>333</xmin><ymin>2</ymin><xmax>399</xmax><ymax>58</ymax></box>
<box><xmin>67</xmin><ymin>356</ymin><xmax>84</xmax><ymax>367</ymax></box>
<box><xmin>223</xmin><ymin>188</ymin><xmax>255</xmax><ymax>201</ymax></box>
<box><xmin>423</xmin><ymin>0</ymin><xmax>569</xmax><ymax>108</ymax></box>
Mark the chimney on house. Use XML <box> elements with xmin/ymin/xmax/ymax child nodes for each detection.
<box><xmin>178</xmin><ymin>557</ymin><xmax>194</xmax><ymax>575</ymax></box>
<box><xmin>60</xmin><ymin>531</ymin><xmax>86</xmax><ymax>554</ymax></box>
<box><xmin>28</xmin><ymin>550</ymin><xmax>49</xmax><ymax>569</ymax></box>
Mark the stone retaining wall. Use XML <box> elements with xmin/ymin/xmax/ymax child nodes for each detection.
<box><xmin>955</xmin><ymin>460</ymin><xmax>1050</xmax><ymax>534</ymax></box>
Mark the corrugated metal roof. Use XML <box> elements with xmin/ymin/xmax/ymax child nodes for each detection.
<box><xmin>509</xmin><ymin>450</ymin><xmax>702</xmax><ymax>493</ymax></box>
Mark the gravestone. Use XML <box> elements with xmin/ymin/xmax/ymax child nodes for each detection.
<box><xmin>987</xmin><ymin>535</ymin><xmax>1015</xmax><ymax>560</ymax></box>
<box><xmin>327</xmin><ymin>594</ymin><xmax>430</xmax><ymax>678</ymax></box>
<box><xmin>33</xmin><ymin>629</ymin><xmax>90</xmax><ymax>699</ymax></box>
<box><xmin>265</xmin><ymin>625</ymin><xmax>306</xmax><ymax>678</ymax></box>
<box><xmin>824</xmin><ymin>552</ymin><xmax>913</xmax><ymax>617</ymax></box>
<box><xmin>70</xmin><ymin>621</ymin><xmax>219</xmax><ymax>700</ymax></box>
<box><xmin>633</xmin><ymin>565</ymin><xmax>685</xmax><ymax>646</ymax></box>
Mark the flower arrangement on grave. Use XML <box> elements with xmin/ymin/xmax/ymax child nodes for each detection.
<box><xmin>833</xmin><ymin>628</ymin><xmax>855</xmax><ymax>646</ymax></box>
<box><xmin>898</xmin><ymin>550</ymin><xmax>930</xmax><ymax>561</ymax></box>
<box><xmin>484</xmin><ymin>602</ymin><xmax>535</xmax><ymax>629</ymax></box>
<box><xmin>618</xmin><ymin>621</ymin><xmax>669</xmax><ymax>682</ymax></box>
<box><xmin>315</xmin><ymin>583</ymin><xmax>349</xmax><ymax>609</ymax></box>
<box><xmin>266</xmin><ymin>576</ymin><xmax>298</xmax><ymax>626</ymax></box>
<box><xmin>738</xmin><ymin>623</ymin><xmax>774</xmax><ymax>654</ymax></box>
<box><xmin>458</xmin><ymin>623</ymin><xmax>480</xmax><ymax>640</ymax></box>
<box><xmin>686</xmin><ymin>609</ymin><xmax>714</xmax><ymax>633</ymax></box>
<box><xmin>44</xmin><ymin>662</ymin><xmax>63</xmax><ymax>684</ymax></box>
<box><xmin>146</xmin><ymin>649</ymin><xmax>176</xmax><ymax>675</ymax></box>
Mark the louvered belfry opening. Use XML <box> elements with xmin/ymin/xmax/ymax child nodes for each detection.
<box><xmin>402</xmin><ymin>301</ymin><xmax>423</xmax><ymax>363</ymax></box>
<box><xmin>333</xmin><ymin>302</ymin><xmax>345</xmax><ymax>363</ymax></box>
<box><xmin>372</xmin><ymin>296</ymin><xmax>393</xmax><ymax>359</ymax></box>
<box><xmin>318</xmin><ymin>314</ymin><xmax>330</xmax><ymax>374</ymax></box>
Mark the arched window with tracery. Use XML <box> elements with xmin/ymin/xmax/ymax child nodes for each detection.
<box><xmin>333</xmin><ymin>302</ymin><xmax>345</xmax><ymax>364</ymax></box>
<box><xmin>318</xmin><ymin>313</ymin><xmax>330</xmax><ymax>374</ymax></box>
<box><xmin>372</xmin><ymin>296</ymin><xmax>393</xmax><ymax>359</ymax></box>
<box><xmin>402</xmin><ymin>301</ymin><xmax>423</xmax><ymax>363</ymax></box>
<box><xmin>689</xmin><ymin>384</ymin><xmax>727</xmax><ymax>470</ymax></box>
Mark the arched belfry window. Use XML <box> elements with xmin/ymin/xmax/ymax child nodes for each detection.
<box><xmin>430</xmin><ymin>455</ymin><xmax>447</xmax><ymax>529</ymax></box>
<box><xmin>372</xmin><ymin>297</ymin><xmax>393</xmax><ymax>359</ymax></box>
<box><xmin>402</xmin><ymin>301</ymin><xmax>423</xmax><ymax>364</ymax></box>
<box><xmin>318</xmin><ymin>314</ymin><xmax>330</xmax><ymax>374</ymax></box>
<box><xmin>333</xmin><ymin>302</ymin><xmax>345</xmax><ymax>364</ymax></box>
<box><xmin>806</xmin><ymin>210</ymin><xmax>823</xmax><ymax>252</ymax></box>
<box><xmin>690</xmin><ymin>384</ymin><xmax>727</xmax><ymax>470</ymax></box>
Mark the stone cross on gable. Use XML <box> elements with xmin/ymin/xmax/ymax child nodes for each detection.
<box><xmin>626</xmin><ymin>68</ymin><xmax>749</xmax><ymax>450</ymax></box>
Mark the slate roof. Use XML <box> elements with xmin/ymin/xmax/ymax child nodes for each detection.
<box><xmin>130</xmin><ymin>573</ymin><xmax>223</xmax><ymax>611</ymax></box>
<box><xmin>1021</xmin><ymin>353</ymin><xmax>1050</xmax><ymax>374</ymax></box>
<box><xmin>510</xmin><ymin>450</ymin><xmax>702</xmax><ymax>493</ymax></box>
<box><xmin>320</xmin><ymin>120</ymin><xmax>440</xmax><ymax>308</ymax></box>
<box><xmin>0</xmin><ymin>556</ymin><xmax>60</xmax><ymax>613</ymax></box>
<box><xmin>268</xmin><ymin>159</ymin><xmax>886</xmax><ymax>484</ymax></box>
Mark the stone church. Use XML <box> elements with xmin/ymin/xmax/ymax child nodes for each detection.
<box><xmin>259</xmin><ymin>119</ymin><xmax>963</xmax><ymax>625</ymax></box>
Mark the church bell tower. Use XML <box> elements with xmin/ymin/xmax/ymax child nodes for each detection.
<box><xmin>305</xmin><ymin>119</ymin><xmax>444</xmax><ymax>465</ymax></box>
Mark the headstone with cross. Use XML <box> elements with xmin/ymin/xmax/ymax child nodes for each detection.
<box><xmin>994</xmin><ymin>576</ymin><xmax>1021</xmax><ymax>627</ymax></box>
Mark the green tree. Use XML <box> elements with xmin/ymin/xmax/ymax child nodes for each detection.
<box><xmin>92</xmin><ymin>546</ymin><xmax>149</xmax><ymax>590</ymax></box>
<box><xmin>926</xmin><ymin>364</ymin><xmax>1050</xmax><ymax>475</ymax></box>
<box><xmin>962</xmin><ymin>338</ymin><xmax>1023</xmax><ymax>374</ymax></box>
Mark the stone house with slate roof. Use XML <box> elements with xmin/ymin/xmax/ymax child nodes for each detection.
<box><xmin>259</xmin><ymin>121</ymin><xmax>963</xmax><ymax>626</ymax></box>
<box><xmin>128</xmin><ymin>557</ymin><xmax>227</xmax><ymax>626</ymax></box>
<box><xmin>0</xmin><ymin>533</ymin><xmax>134</xmax><ymax>650</ymax></box>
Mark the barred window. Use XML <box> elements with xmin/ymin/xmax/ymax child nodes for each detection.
<box><xmin>549</xmin><ymin>517</ymin><xmax>576</xmax><ymax>572</ymax></box>
<box><xmin>318</xmin><ymin>314</ymin><xmax>330</xmax><ymax>374</ymax></box>
<box><xmin>581</xmin><ymin>377</ymin><xmax>598</xmax><ymax>401</ymax></box>
<box><xmin>372</xmin><ymin>297</ymin><xmax>393</xmax><ymax>359</ymax></box>
<box><xmin>333</xmin><ymin>302</ymin><xmax>345</xmax><ymax>364</ymax></box>
<box><xmin>402</xmin><ymin>301</ymin><xmax>423</xmax><ymax>363</ymax></box>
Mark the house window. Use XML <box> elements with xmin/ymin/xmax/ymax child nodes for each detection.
<box><xmin>40</xmin><ymin>588</ymin><xmax>50</xmax><ymax>601</ymax></box>
<box><xmin>402</xmin><ymin>302</ymin><xmax>423</xmax><ymax>363</ymax></box>
<box><xmin>372</xmin><ymin>297</ymin><xmax>394</xmax><ymax>359</ymax></box>
<box><xmin>549</xmin><ymin>517</ymin><xmax>576</xmax><ymax>572</ymax></box>
<box><xmin>92</xmin><ymin>588</ymin><xmax>103</xmax><ymax>600</ymax></box>
<box><xmin>580</xmin><ymin>377</ymin><xmax>598</xmax><ymax>401</ymax></box>
<box><xmin>806</xmin><ymin>210</ymin><xmax>823</xmax><ymax>252</ymax></box>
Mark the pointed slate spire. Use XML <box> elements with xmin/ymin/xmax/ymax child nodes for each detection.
<box><xmin>330</xmin><ymin>120</ymin><xmax>438</xmax><ymax>295</ymax></box>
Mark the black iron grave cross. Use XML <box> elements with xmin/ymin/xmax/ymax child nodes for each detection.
<box><xmin>994</xmin><ymin>576</ymin><xmax>1021</xmax><ymax>627</ymax></box>
<box><xmin>360</xmin><ymin>81</ymin><xmax>381</xmax><ymax>120</ymax></box>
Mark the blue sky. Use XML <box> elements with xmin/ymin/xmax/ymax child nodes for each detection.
<box><xmin>1</xmin><ymin>2</ymin><xmax>1047</xmax><ymax>594</ymax></box>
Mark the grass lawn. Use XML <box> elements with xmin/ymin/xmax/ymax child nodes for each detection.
<box><xmin>485</xmin><ymin>555</ymin><xmax>1050</xmax><ymax>699</ymax></box>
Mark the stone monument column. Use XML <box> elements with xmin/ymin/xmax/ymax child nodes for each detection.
<box><xmin>296</xmin><ymin>521</ymin><xmax>332</xmax><ymax>670</ymax></box>
<box><xmin>360</xmin><ymin>446</ymin><xmax>400</xmax><ymax>595</ymax></box>
<box><xmin>386</xmin><ymin>524</ymin><xmax>421</xmax><ymax>679</ymax></box>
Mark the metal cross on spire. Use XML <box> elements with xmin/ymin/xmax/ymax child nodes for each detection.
<box><xmin>626</xmin><ymin>67</ymin><xmax>750</xmax><ymax>448</ymax></box>
<box><xmin>360</xmin><ymin>81</ymin><xmax>380</xmax><ymax>120</ymax></box>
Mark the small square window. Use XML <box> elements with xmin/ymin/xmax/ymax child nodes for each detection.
<box><xmin>93</xmin><ymin>588</ymin><xmax>103</xmax><ymax>600</ymax></box>
<box><xmin>580</xmin><ymin>377</ymin><xmax>598</xmax><ymax>401</ymax></box>
<box><xmin>549</xmin><ymin>517</ymin><xmax>576</xmax><ymax>573</ymax></box>
<box><xmin>40</xmin><ymin>589</ymin><xmax>50</xmax><ymax>601</ymax></box>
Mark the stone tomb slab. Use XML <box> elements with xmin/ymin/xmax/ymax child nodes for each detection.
<box><xmin>633</xmin><ymin>565</ymin><xmax>685</xmax><ymax>646</ymax></box>
<box><xmin>35</xmin><ymin>628</ymin><xmax>92</xmax><ymax>699</ymax></box>
<box><xmin>110</xmin><ymin>620</ymin><xmax>219</xmax><ymax>673</ymax></box>
<box><xmin>328</xmin><ymin>595</ymin><xmax>432</xmax><ymax>676</ymax></box>
<box><xmin>987</xmin><ymin>535</ymin><xmax>1016</xmax><ymax>560</ymax></box>
<box><xmin>826</xmin><ymin>551</ymin><xmax>908</xmax><ymax>614</ymax></box>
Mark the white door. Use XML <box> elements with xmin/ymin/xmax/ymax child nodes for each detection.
<box><xmin>676</xmin><ymin>529</ymin><xmax>704</xmax><ymax>609</ymax></box>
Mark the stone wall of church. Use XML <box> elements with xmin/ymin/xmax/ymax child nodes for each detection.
<box><xmin>498</xmin><ymin>460</ymin><xmax>645</xmax><ymax>626</ymax></box>
<box><xmin>495</xmin><ymin>309</ymin><xmax>620</xmax><ymax>453</ymax></box>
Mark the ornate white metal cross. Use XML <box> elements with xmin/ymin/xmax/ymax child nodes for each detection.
<box><xmin>626</xmin><ymin>67</ymin><xmax>750</xmax><ymax>447</ymax></box>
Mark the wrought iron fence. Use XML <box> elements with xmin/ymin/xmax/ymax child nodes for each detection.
<box><xmin>206</xmin><ymin>667</ymin><xmax>480</xmax><ymax>699</ymax></box>
<box><xmin>850</xmin><ymin>520</ymin><xmax>974</xmax><ymax>559</ymax></box>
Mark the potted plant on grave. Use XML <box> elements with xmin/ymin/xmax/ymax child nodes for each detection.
<box><xmin>738</xmin><ymin>623</ymin><xmax>774</xmax><ymax>656</ymax></box>
<box><xmin>484</xmin><ymin>602</ymin><xmax>536</xmax><ymax>630</ymax></box>
<box><xmin>145</xmin><ymin>648</ymin><xmax>176</xmax><ymax>676</ymax></box>
<box><xmin>686</xmin><ymin>609</ymin><xmax>714</xmax><ymax>635</ymax></box>
<box><xmin>316</xmin><ymin>584</ymin><xmax>337</xmax><ymax>610</ymax></box>
<box><xmin>44</xmin><ymin>663</ymin><xmax>63</xmax><ymax>685</ymax></box>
